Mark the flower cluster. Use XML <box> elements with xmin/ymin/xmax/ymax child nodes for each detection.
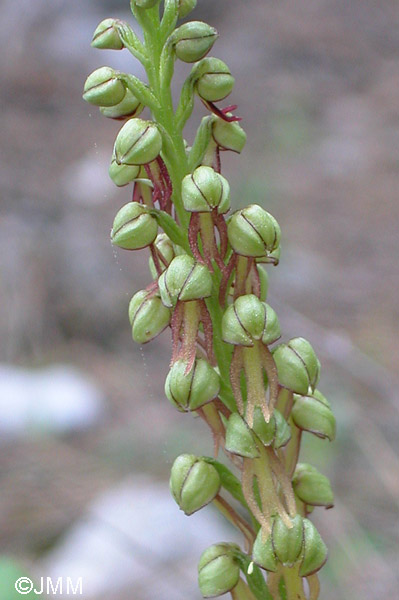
<box><xmin>84</xmin><ymin>2</ymin><xmax>335</xmax><ymax>599</ymax></box>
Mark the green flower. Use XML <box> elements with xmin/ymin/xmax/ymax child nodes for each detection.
<box><xmin>158</xmin><ymin>255</ymin><xmax>212</xmax><ymax>307</ymax></box>
<box><xmin>83</xmin><ymin>67</ymin><xmax>126</xmax><ymax>107</ymax></box>
<box><xmin>113</xmin><ymin>118</ymin><xmax>162</xmax><ymax>166</ymax></box>
<box><xmin>182</xmin><ymin>166</ymin><xmax>230</xmax><ymax>213</ymax></box>
<box><xmin>128</xmin><ymin>290</ymin><xmax>170</xmax><ymax>343</ymax></box>
<box><xmin>273</xmin><ymin>337</ymin><xmax>320</xmax><ymax>395</ymax></box>
<box><xmin>171</xmin><ymin>21</ymin><xmax>218</xmax><ymax>63</ymax></box>
<box><xmin>227</xmin><ymin>204</ymin><xmax>281</xmax><ymax>259</ymax></box>
<box><xmin>111</xmin><ymin>202</ymin><xmax>158</xmax><ymax>250</ymax></box>
<box><xmin>198</xmin><ymin>543</ymin><xmax>240</xmax><ymax>598</ymax></box>
<box><xmin>165</xmin><ymin>358</ymin><xmax>220</xmax><ymax>412</ymax></box>
<box><xmin>170</xmin><ymin>454</ymin><xmax>221</xmax><ymax>515</ymax></box>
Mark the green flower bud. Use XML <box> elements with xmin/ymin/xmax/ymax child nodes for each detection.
<box><xmin>211</xmin><ymin>118</ymin><xmax>247</xmax><ymax>153</ymax></box>
<box><xmin>113</xmin><ymin>119</ymin><xmax>162</xmax><ymax>166</ymax></box>
<box><xmin>170</xmin><ymin>454</ymin><xmax>221</xmax><ymax>515</ymax></box>
<box><xmin>225</xmin><ymin>413</ymin><xmax>259</xmax><ymax>458</ymax></box>
<box><xmin>91</xmin><ymin>18</ymin><xmax>124</xmax><ymax>50</ymax></box>
<box><xmin>293</xmin><ymin>463</ymin><xmax>334</xmax><ymax>508</ymax></box>
<box><xmin>291</xmin><ymin>391</ymin><xmax>336</xmax><ymax>441</ymax></box>
<box><xmin>128</xmin><ymin>290</ymin><xmax>170</xmax><ymax>344</ymax></box>
<box><xmin>227</xmin><ymin>204</ymin><xmax>281</xmax><ymax>259</ymax></box>
<box><xmin>100</xmin><ymin>88</ymin><xmax>143</xmax><ymax>119</ymax></box>
<box><xmin>158</xmin><ymin>255</ymin><xmax>212</xmax><ymax>307</ymax></box>
<box><xmin>132</xmin><ymin>0</ymin><xmax>160</xmax><ymax>8</ymax></box>
<box><xmin>222</xmin><ymin>295</ymin><xmax>281</xmax><ymax>347</ymax></box>
<box><xmin>274</xmin><ymin>409</ymin><xmax>291</xmax><ymax>448</ymax></box>
<box><xmin>195</xmin><ymin>58</ymin><xmax>235</xmax><ymax>102</ymax></box>
<box><xmin>253</xmin><ymin>515</ymin><xmax>327</xmax><ymax>576</ymax></box>
<box><xmin>272</xmin><ymin>337</ymin><xmax>320</xmax><ymax>395</ymax></box>
<box><xmin>171</xmin><ymin>22</ymin><xmax>218</xmax><ymax>63</ymax></box>
<box><xmin>148</xmin><ymin>233</ymin><xmax>175</xmax><ymax>278</ymax></box>
<box><xmin>109</xmin><ymin>155</ymin><xmax>140</xmax><ymax>187</ymax></box>
<box><xmin>165</xmin><ymin>358</ymin><xmax>220</xmax><ymax>412</ymax></box>
<box><xmin>178</xmin><ymin>0</ymin><xmax>197</xmax><ymax>18</ymax></box>
<box><xmin>83</xmin><ymin>67</ymin><xmax>126</xmax><ymax>107</ymax></box>
<box><xmin>299</xmin><ymin>519</ymin><xmax>328</xmax><ymax>576</ymax></box>
<box><xmin>198</xmin><ymin>543</ymin><xmax>240</xmax><ymax>598</ymax></box>
<box><xmin>111</xmin><ymin>202</ymin><xmax>158</xmax><ymax>250</ymax></box>
<box><xmin>181</xmin><ymin>166</ymin><xmax>230</xmax><ymax>213</ymax></box>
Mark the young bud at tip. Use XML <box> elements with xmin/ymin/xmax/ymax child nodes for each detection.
<box><xmin>113</xmin><ymin>119</ymin><xmax>163</xmax><ymax>166</ymax></box>
<box><xmin>198</xmin><ymin>543</ymin><xmax>240</xmax><ymax>598</ymax></box>
<box><xmin>178</xmin><ymin>0</ymin><xmax>197</xmax><ymax>18</ymax></box>
<box><xmin>83</xmin><ymin>67</ymin><xmax>126</xmax><ymax>107</ymax></box>
<box><xmin>158</xmin><ymin>255</ymin><xmax>213</xmax><ymax>307</ymax></box>
<box><xmin>170</xmin><ymin>454</ymin><xmax>221</xmax><ymax>515</ymax></box>
<box><xmin>170</xmin><ymin>21</ymin><xmax>218</xmax><ymax>63</ymax></box>
<box><xmin>272</xmin><ymin>337</ymin><xmax>320</xmax><ymax>396</ymax></box>
<box><xmin>227</xmin><ymin>204</ymin><xmax>281</xmax><ymax>259</ymax></box>
<box><xmin>128</xmin><ymin>290</ymin><xmax>170</xmax><ymax>344</ymax></box>
<box><xmin>182</xmin><ymin>166</ymin><xmax>230</xmax><ymax>213</ymax></box>
<box><xmin>91</xmin><ymin>18</ymin><xmax>124</xmax><ymax>50</ymax></box>
<box><xmin>111</xmin><ymin>202</ymin><xmax>158</xmax><ymax>250</ymax></box>
<box><xmin>165</xmin><ymin>358</ymin><xmax>220</xmax><ymax>412</ymax></box>
<box><xmin>293</xmin><ymin>463</ymin><xmax>334</xmax><ymax>508</ymax></box>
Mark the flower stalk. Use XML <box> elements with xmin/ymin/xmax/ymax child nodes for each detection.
<box><xmin>84</xmin><ymin>2</ymin><xmax>336</xmax><ymax>598</ymax></box>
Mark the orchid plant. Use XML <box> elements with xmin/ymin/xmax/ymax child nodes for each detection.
<box><xmin>83</xmin><ymin>2</ymin><xmax>336</xmax><ymax>598</ymax></box>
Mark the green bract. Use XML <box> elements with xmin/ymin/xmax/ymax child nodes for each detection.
<box><xmin>198</xmin><ymin>543</ymin><xmax>240</xmax><ymax>598</ymax></box>
<box><xmin>128</xmin><ymin>290</ymin><xmax>170</xmax><ymax>343</ymax></box>
<box><xmin>212</xmin><ymin>117</ymin><xmax>247</xmax><ymax>153</ymax></box>
<box><xmin>227</xmin><ymin>204</ymin><xmax>281</xmax><ymax>258</ymax></box>
<box><xmin>148</xmin><ymin>233</ymin><xmax>175</xmax><ymax>278</ymax></box>
<box><xmin>181</xmin><ymin>166</ymin><xmax>230</xmax><ymax>213</ymax></box>
<box><xmin>100</xmin><ymin>88</ymin><xmax>143</xmax><ymax>119</ymax></box>
<box><xmin>194</xmin><ymin>58</ymin><xmax>235</xmax><ymax>102</ymax></box>
<box><xmin>292</xmin><ymin>390</ymin><xmax>336</xmax><ymax>441</ymax></box>
<box><xmin>158</xmin><ymin>255</ymin><xmax>212</xmax><ymax>307</ymax></box>
<box><xmin>165</xmin><ymin>358</ymin><xmax>220</xmax><ymax>412</ymax></box>
<box><xmin>273</xmin><ymin>337</ymin><xmax>320</xmax><ymax>395</ymax></box>
<box><xmin>253</xmin><ymin>515</ymin><xmax>327</xmax><ymax>576</ymax></box>
<box><xmin>178</xmin><ymin>0</ymin><xmax>197</xmax><ymax>18</ymax></box>
<box><xmin>113</xmin><ymin>118</ymin><xmax>162</xmax><ymax>166</ymax></box>
<box><xmin>170</xmin><ymin>21</ymin><xmax>218</xmax><ymax>63</ymax></box>
<box><xmin>170</xmin><ymin>454</ymin><xmax>221</xmax><ymax>515</ymax></box>
<box><xmin>91</xmin><ymin>18</ymin><xmax>124</xmax><ymax>50</ymax></box>
<box><xmin>293</xmin><ymin>463</ymin><xmax>334</xmax><ymax>508</ymax></box>
<box><xmin>109</xmin><ymin>155</ymin><xmax>140</xmax><ymax>187</ymax></box>
<box><xmin>222</xmin><ymin>295</ymin><xmax>281</xmax><ymax>347</ymax></box>
<box><xmin>83</xmin><ymin>67</ymin><xmax>126</xmax><ymax>107</ymax></box>
<box><xmin>111</xmin><ymin>202</ymin><xmax>158</xmax><ymax>250</ymax></box>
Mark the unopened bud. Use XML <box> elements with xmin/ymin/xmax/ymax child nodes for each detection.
<box><xmin>170</xmin><ymin>454</ymin><xmax>221</xmax><ymax>515</ymax></box>
<box><xmin>158</xmin><ymin>255</ymin><xmax>212</xmax><ymax>307</ymax></box>
<box><xmin>100</xmin><ymin>88</ymin><xmax>143</xmax><ymax>119</ymax></box>
<box><xmin>178</xmin><ymin>0</ymin><xmax>197</xmax><ymax>18</ymax></box>
<box><xmin>170</xmin><ymin>22</ymin><xmax>218</xmax><ymax>63</ymax></box>
<box><xmin>227</xmin><ymin>204</ymin><xmax>281</xmax><ymax>259</ymax></box>
<box><xmin>128</xmin><ymin>290</ymin><xmax>170</xmax><ymax>343</ymax></box>
<box><xmin>148</xmin><ymin>233</ymin><xmax>175</xmax><ymax>278</ymax></box>
<box><xmin>273</xmin><ymin>337</ymin><xmax>320</xmax><ymax>396</ymax></box>
<box><xmin>111</xmin><ymin>201</ymin><xmax>158</xmax><ymax>250</ymax></box>
<box><xmin>109</xmin><ymin>155</ymin><xmax>140</xmax><ymax>187</ymax></box>
<box><xmin>222</xmin><ymin>295</ymin><xmax>280</xmax><ymax>347</ymax></box>
<box><xmin>113</xmin><ymin>119</ymin><xmax>162</xmax><ymax>166</ymax></box>
<box><xmin>83</xmin><ymin>67</ymin><xmax>126</xmax><ymax>107</ymax></box>
<box><xmin>198</xmin><ymin>543</ymin><xmax>240</xmax><ymax>598</ymax></box>
<box><xmin>293</xmin><ymin>463</ymin><xmax>334</xmax><ymax>508</ymax></box>
<box><xmin>212</xmin><ymin>118</ymin><xmax>246</xmax><ymax>153</ymax></box>
<box><xmin>194</xmin><ymin>58</ymin><xmax>235</xmax><ymax>102</ymax></box>
<box><xmin>252</xmin><ymin>407</ymin><xmax>289</xmax><ymax>448</ymax></box>
<box><xmin>225</xmin><ymin>413</ymin><xmax>259</xmax><ymax>458</ymax></box>
<box><xmin>165</xmin><ymin>358</ymin><xmax>220</xmax><ymax>412</ymax></box>
<box><xmin>291</xmin><ymin>390</ymin><xmax>336</xmax><ymax>441</ymax></box>
<box><xmin>91</xmin><ymin>18</ymin><xmax>124</xmax><ymax>50</ymax></box>
<box><xmin>182</xmin><ymin>166</ymin><xmax>230</xmax><ymax>213</ymax></box>
<box><xmin>253</xmin><ymin>515</ymin><xmax>327</xmax><ymax>577</ymax></box>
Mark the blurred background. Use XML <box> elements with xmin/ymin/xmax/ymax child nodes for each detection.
<box><xmin>1</xmin><ymin>0</ymin><xmax>399</xmax><ymax>598</ymax></box>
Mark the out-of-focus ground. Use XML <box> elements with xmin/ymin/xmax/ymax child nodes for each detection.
<box><xmin>1</xmin><ymin>0</ymin><xmax>399</xmax><ymax>598</ymax></box>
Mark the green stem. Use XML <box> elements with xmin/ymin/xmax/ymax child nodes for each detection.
<box><xmin>282</xmin><ymin>566</ymin><xmax>306</xmax><ymax>600</ymax></box>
